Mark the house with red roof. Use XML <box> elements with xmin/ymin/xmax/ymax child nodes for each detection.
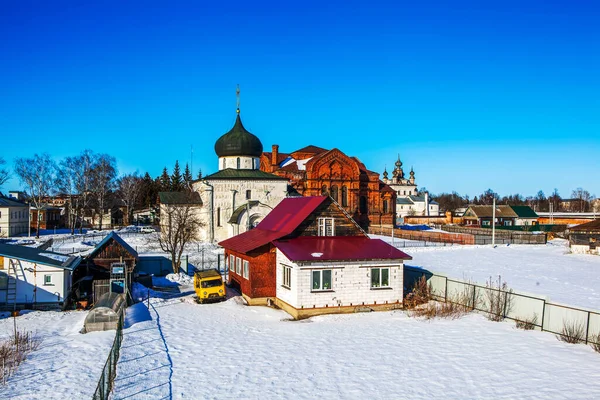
<box><xmin>219</xmin><ymin>196</ymin><xmax>412</xmax><ymax>319</ymax></box>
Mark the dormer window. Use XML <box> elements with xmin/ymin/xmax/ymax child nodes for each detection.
<box><xmin>318</xmin><ymin>217</ymin><xmax>334</xmax><ymax>236</ymax></box>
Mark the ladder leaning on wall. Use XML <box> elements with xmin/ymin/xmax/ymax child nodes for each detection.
<box><xmin>6</xmin><ymin>259</ymin><xmax>23</xmax><ymax>308</ymax></box>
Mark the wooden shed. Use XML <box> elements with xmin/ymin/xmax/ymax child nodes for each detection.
<box><xmin>71</xmin><ymin>232</ymin><xmax>138</xmax><ymax>307</ymax></box>
<box><xmin>569</xmin><ymin>219</ymin><xmax>600</xmax><ymax>255</ymax></box>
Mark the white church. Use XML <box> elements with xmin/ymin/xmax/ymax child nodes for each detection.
<box><xmin>183</xmin><ymin>109</ymin><xmax>289</xmax><ymax>242</ymax></box>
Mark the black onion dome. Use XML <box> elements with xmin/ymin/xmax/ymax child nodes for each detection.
<box><xmin>214</xmin><ymin>114</ymin><xmax>263</xmax><ymax>158</ymax></box>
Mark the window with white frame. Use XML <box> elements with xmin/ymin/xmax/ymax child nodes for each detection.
<box><xmin>243</xmin><ymin>260</ymin><xmax>249</xmax><ymax>279</ymax></box>
<box><xmin>370</xmin><ymin>267</ymin><xmax>390</xmax><ymax>288</ymax></box>
<box><xmin>229</xmin><ymin>255</ymin><xmax>235</xmax><ymax>272</ymax></box>
<box><xmin>317</xmin><ymin>218</ymin><xmax>334</xmax><ymax>236</ymax></box>
<box><xmin>312</xmin><ymin>269</ymin><xmax>332</xmax><ymax>291</ymax></box>
<box><xmin>282</xmin><ymin>264</ymin><xmax>291</xmax><ymax>288</ymax></box>
<box><xmin>44</xmin><ymin>274</ymin><xmax>53</xmax><ymax>285</ymax></box>
<box><xmin>236</xmin><ymin>257</ymin><xmax>242</xmax><ymax>275</ymax></box>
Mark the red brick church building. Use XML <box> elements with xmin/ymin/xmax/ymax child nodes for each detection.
<box><xmin>260</xmin><ymin>144</ymin><xmax>396</xmax><ymax>228</ymax></box>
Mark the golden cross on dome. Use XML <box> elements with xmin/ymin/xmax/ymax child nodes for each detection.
<box><xmin>236</xmin><ymin>84</ymin><xmax>240</xmax><ymax>113</ymax></box>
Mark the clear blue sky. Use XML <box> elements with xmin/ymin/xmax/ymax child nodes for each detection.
<box><xmin>1</xmin><ymin>0</ymin><xmax>598</xmax><ymax>199</ymax></box>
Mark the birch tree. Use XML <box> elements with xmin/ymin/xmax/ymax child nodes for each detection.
<box><xmin>90</xmin><ymin>154</ymin><xmax>117</xmax><ymax>230</ymax></box>
<box><xmin>117</xmin><ymin>172</ymin><xmax>142</xmax><ymax>225</ymax></box>
<box><xmin>14</xmin><ymin>154</ymin><xmax>57</xmax><ymax>238</ymax></box>
<box><xmin>0</xmin><ymin>157</ymin><xmax>9</xmax><ymax>189</ymax></box>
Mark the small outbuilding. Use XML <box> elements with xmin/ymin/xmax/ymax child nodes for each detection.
<box><xmin>569</xmin><ymin>219</ymin><xmax>600</xmax><ymax>255</ymax></box>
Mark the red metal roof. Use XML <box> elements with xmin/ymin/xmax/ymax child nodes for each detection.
<box><xmin>218</xmin><ymin>196</ymin><xmax>329</xmax><ymax>253</ymax></box>
<box><xmin>273</xmin><ymin>236</ymin><xmax>412</xmax><ymax>262</ymax></box>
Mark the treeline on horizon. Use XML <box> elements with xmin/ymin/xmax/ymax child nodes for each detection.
<box><xmin>427</xmin><ymin>188</ymin><xmax>597</xmax><ymax>213</ymax></box>
<box><xmin>0</xmin><ymin>152</ymin><xmax>200</xmax><ymax>233</ymax></box>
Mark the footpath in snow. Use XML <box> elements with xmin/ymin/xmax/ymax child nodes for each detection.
<box><xmin>111</xmin><ymin>301</ymin><xmax>173</xmax><ymax>400</ymax></box>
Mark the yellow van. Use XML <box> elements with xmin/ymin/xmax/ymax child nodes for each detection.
<box><xmin>194</xmin><ymin>269</ymin><xmax>226</xmax><ymax>303</ymax></box>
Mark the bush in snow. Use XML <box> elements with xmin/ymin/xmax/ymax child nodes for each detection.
<box><xmin>0</xmin><ymin>330</ymin><xmax>41</xmax><ymax>385</ymax></box>
<box><xmin>515</xmin><ymin>314</ymin><xmax>538</xmax><ymax>331</ymax></box>
<box><xmin>404</xmin><ymin>276</ymin><xmax>432</xmax><ymax>309</ymax></box>
<box><xmin>556</xmin><ymin>320</ymin><xmax>585</xmax><ymax>344</ymax></box>
<box><xmin>589</xmin><ymin>334</ymin><xmax>600</xmax><ymax>353</ymax></box>
<box><xmin>484</xmin><ymin>275</ymin><xmax>513</xmax><ymax>322</ymax></box>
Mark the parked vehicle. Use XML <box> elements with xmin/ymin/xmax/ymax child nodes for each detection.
<box><xmin>139</xmin><ymin>226</ymin><xmax>155</xmax><ymax>233</ymax></box>
<box><xmin>194</xmin><ymin>269</ymin><xmax>226</xmax><ymax>303</ymax></box>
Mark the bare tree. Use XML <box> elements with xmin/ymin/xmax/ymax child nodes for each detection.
<box><xmin>57</xmin><ymin>151</ymin><xmax>95</xmax><ymax>234</ymax></box>
<box><xmin>56</xmin><ymin>159</ymin><xmax>77</xmax><ymax>234</ymax></box>
<box><xmin>0</xmin><ymin>157</ymin><xmax>9</xmax><ymax>189</ymax></box>
<box><xmin>158</xmin><ymin>191</ymin><xmax>203</xmax><ymax>274</ymax></box>
<box><xmin>14</xmin><ymin>154</ymin><xmax>57</xmax><ymax>238</ymax></box>
<box><xmin>117</xmin><ymin>172</ymin><xmax>142</xmax><ymax>225</ymax></box>
<box><xmin>571</xmin><ymin>188</ymin><xmax>594</xmax><ymax>212</ymax></box>
<box><xmin>90</xmin><ymin>154</ymin><xmax>117</xmax><ymax>230</ymax></box>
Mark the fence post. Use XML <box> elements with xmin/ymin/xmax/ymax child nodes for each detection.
<box><xmin>472</xmin><ymin>285</ymin><xmax>476</xmax><ymax>310</ymax></box>
<box><xmin>585</xmin><ymin>311</ymin><xmax>591</xmax><ymax>345</ymax></box>
<box><xmin>444</xmin><ymin>277</ymin><xmax>448</xmax><ymax>302</ymax></box>
<box><xmin>541</xmin><ymin>299</ymin><xmax>546</xmax><ymax>332</ymax></box>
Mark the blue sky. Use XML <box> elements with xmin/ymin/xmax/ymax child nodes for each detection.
<box><xmin>1</xmin><ymin>0</ymin><xmax>598</xmax><ymax>199</ymax></box>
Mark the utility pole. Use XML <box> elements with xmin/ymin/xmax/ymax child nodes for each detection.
<box><xmin>492</xmin><ymin>197</ymin><xmax>496</xmax><ymax>247</ymax></box>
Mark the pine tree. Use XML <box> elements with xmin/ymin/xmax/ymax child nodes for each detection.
<box><xmin>171</xmin><ymin>161</ymin><xmax>183</xmax><ymax>191</ymax></box>
<box><xmin>183</xmin><ymin>163</ymin><xmax>193</xmax><ymax>186</ymax></box>
<box><xmin>160</xmin><ymin>167</ymin><xmax>171</xmax><ymax>192</ymax></box>
<box><xmin>140</xmin><ymin>172</ymin><xmax>157</xmax><ymax>208</ymax></box>
<box><xmin>196</xmin><ymin>168</ymin><xmax>202</xmax><ymax>180</ymax></box>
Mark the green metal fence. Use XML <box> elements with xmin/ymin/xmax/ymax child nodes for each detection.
<box><xmin>92</xmin><ymin>310</ymin><xmax>124</xmax><ymax>400</ymax></box>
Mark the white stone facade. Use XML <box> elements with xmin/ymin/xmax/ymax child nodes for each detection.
<box><xmin>275</xmin><ymin>249</ymin><xmax>404</xmax><ymax>309</ymax></box>
<box><xmin>192</xmin><ymin>178</ymin><xmax>288</xmax><ymax>242</ymax></box>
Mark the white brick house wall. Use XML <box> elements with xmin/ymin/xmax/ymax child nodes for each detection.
<box><xmin>275</xmin><ymin>248</ymin><xmax>404</xmax><ymax>309</ymax></box>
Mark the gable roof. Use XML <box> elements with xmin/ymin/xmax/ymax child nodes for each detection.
<box><xmin>0</xmin><ymin>196</ymin><xmax>28</xmax><ymax>207</ymax></box>
<box><xmin>570</xmin><ymin>219</ymin><xmax>600</xmax><ymax>233</ymax></box>
<box><xmin>87</xmin><ymin>232</ymin><xmax>138</xmax><ymax>260</ymax></box>
<box><xmin>510</xmin><ymin>206</ymin><xmax>539</xmax><ymax>218</ymax></box>
<box><xmin>202</xmin><ymin>168</ymin><xmax>287</xmax><ymax>181</ymax></box>
<box><xmin>273</xmin><ymin>236</ymin><xmax>412</xmax><ymax>262</ymax></box>
<box><xmin>464</xmin><ymin>205</ymin><xmax>518</xmax><ymax>218</ymax></box>
<box><xmin>0</xmin><ymin>243</ymin><xmax>82</xmax><ymax>270</ymax></box>
<box><xmin>219</xmin><ymin>196</ymin><xmax>329</xmax><ymax>253</ymax></box>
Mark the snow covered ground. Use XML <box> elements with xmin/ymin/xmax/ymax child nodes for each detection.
<box><xmin>394</xmin><ymin>238</ymin><xmax>600</xmax><ymax>310</ymax></box>
<box><xmin>111</xmin><ymin>294</ymin><xmax>600</xmax><ymax>399</ymax></box>
<box><xmin>0</xmin><ymin>310</ymin><xmax>114</xmax><ymax>399</ymax></box>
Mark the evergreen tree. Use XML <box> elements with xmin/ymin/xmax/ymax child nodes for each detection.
<box><xmin>139</xmin><ymin>172</ymin><xmax>158</xmax><ymax>208</ymax></box>
<box><xmin>196</xmin><ymin>168</ymin><xmax>202</xmax><ymax>180</ymax></box>
<box><xmin>171</xmin><ymin>160</ymin><xmax>183</xmax><ymax>191</ymax></box>
<box><xmin>183</xmin><ymin>163</ymin><xmax>193</xmax><ymax>186</ymax></box>
<box><xmin>160</xmin><ymin>167</ymin><xmax>171</xmax><ymax>191</ymax></box>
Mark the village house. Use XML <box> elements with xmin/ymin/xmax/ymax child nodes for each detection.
<box><xmin>0</xmin><ymin>243</ymin><xmax>82</xmax><ymax>308</ymax></box>
<box><xmin>259</xmin><ymin>144</ymin><xmax>396</xmax><ymax>229</ymax></box>
<box><xmin>568</xmin><ymin>219</ymin><xmax>600</xmax><ymax>255</ymax></box>
<box><xmin>219</xmin><ymin>196</ymin><xmax>411</xmax><ymax>319</ymax></box>
<box><xmin>0</xmin><ymin>196</ymin><xmax>29</xmax><ymax>237</ymax></box>
<box><xmin>462</xmin><ymin>205</ymin><xmax>538</xmax><ymax>227</ymax></box>
<box><xmin>30</xmin><ymin>205</ymin><xmax>64</xmax><ymax>231</ymax></box>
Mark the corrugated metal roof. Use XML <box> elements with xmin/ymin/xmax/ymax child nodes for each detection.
<box><xmin>510</xmin><ymin>206</ymin><xmax>539</xmax><ymax>218</ymax></box>
<box><xmin>219</xmin><ymin>196</ymin><xmax>329</xmax><ymax>253</ymax></box>
<box><xmin>158</xmin><ymin>192</ymin><xmax>202</xmax><ymax>205</ymax></box>
<box><xmin>0</xmin><ymin>243</ymin><xmax>82</xmax><ymax>270</ymax></box>
<box><xmin>396</xmin><ymin>198</ymin><xmax>414</xmax><ymax>205</ymax></box>
<box><xmin>87</xmin><ymin>232</ymin><xmax>138</xmax><ymax>259</ymax></box>
<box><xmin>202</xmin><ymin>168</ymin><xmax>287</xmax><ymax>181</ymax></box>
<box><xmin>273</xmin><ymin>236</ymin><xmax>412</xmax><ymax>262</ymax></box>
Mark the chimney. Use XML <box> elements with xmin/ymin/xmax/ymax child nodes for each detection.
<box><xmin>425</xmin><ymin>192</ymin><xmax>430</xmax><ymax>217</ymax></box>
<box><xmin>271</xmin><ymin>144</ymin><xmax>279</xmax><ymax>166</ymax></box>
